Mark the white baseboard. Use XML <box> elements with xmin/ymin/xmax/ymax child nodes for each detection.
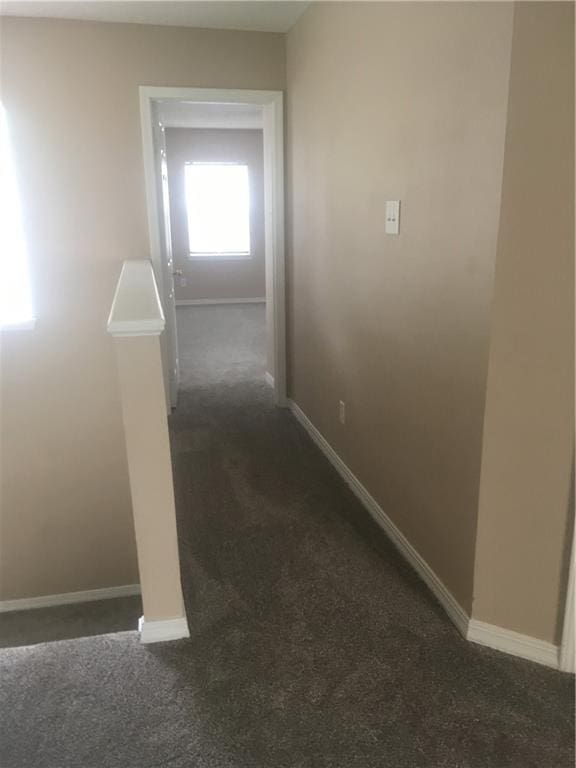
<box><xmin>265</xmin><ymin>372</ymin><xmax>275</xmax><ymax>388</ymax></box>
<box><xmin>176</xmin><ymin>298</ymin><xmax>265</xmax><ymax>307</ymax></box>
<box><xmin>467</xmin><ymin>620</ymin><xmax>559</xmax><ymax>669</ymax></box>
<box><xmin>0</xmin><ymin>584</ymin><xmax>141</xmax><ymax>613</ymax></box>
<box><xmin>138</xmin><ymin>615</ymin><xmax>190</xmax><ymax>644</ymax></box>
<box><xmin>288</xmin><ymin>399</ymin><xmax>469</xmax><ymax>637</ymax></box>
<box><xmin>288</xmin><ymin>398</ymin><xmax>565</xmax><ymax>670</ymax></box>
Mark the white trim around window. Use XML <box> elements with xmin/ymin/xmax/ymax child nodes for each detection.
<box><xmin>1</xmin><ymin>318</ymin><xmax>36</xmax><ymax>332</ymax></box>
<box><xmin>188</xmin><ymin>252</ymin><xmax>252</xmax><ymax>261</ymax></box>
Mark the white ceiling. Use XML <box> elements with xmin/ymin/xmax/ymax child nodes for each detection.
<box><xmin>158</xmin><ymin>101</ymin><xmax>263</xmax><ymax>129</ymax></box>
<box><xmin>0</xmin><ymin>1</ymin><xmax>310</xmax><ymax>33</ymax></box>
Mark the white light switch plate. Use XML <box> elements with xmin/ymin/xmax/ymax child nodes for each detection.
<box><xmin>385</xmin><ymin>200</ymin><xmax>400</xmax><ymax>235</ymax></box>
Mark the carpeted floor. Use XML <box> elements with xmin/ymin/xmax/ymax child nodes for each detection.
<box><xmin>176</xmin><ymin>303</ymin><xmax>267</xmax><ymax>388</ymax></box>
<box><xmin>0</xmin><ymin>304</ymin><xmax>573</xmax><ymax>768</ymax></box>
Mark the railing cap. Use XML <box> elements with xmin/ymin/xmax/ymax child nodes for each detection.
<box><xmin>107</xmin><ymin>260</ymin><xmax>165</xmax><ymax>337</ymax></box>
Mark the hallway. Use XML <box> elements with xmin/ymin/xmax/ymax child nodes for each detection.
<box><xmin>0</xmin><ymin>305</ymin><xmax>573</xmax><ymax>767</ymax></box>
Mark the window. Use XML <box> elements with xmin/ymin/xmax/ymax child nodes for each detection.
<box><xmin>185</xmin><ymin>162</ymin><xmax>250</xmax><ymax>259</ymax></box>
<box><xmin>0</xmin><ymin>103</ymin><xmax>34</xmax><ymax>329</ymax></box>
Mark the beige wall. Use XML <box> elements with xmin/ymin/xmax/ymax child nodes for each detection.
<box><xmin>0</xmin><ymin>17</ymin><xmax>285</xmax><ymax>600</ymax></box>
<box><xmin>286</xmin><ymin>2</ymin><xmax>514</xmax><ymax>612</ymax></box>
<box><xmin>473</xmin><ymin>2</ymin><xmax>575</xmax><ymax>643</ymax></box>
<box><xmin>166</xmin><ymin>128</ymin><xmax>266</xmax><ymax>302</ymax></box>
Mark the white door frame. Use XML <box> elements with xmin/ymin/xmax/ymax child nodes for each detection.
<box><xmin>139</xmin><ymin>86</ymin><xmax>287</xmax><ymax>407</ymax></box>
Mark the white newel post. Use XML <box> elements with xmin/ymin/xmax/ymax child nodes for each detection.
<box><xmin>107</xmin><ymin>260</ymin><xmax>189</xmax><ymax>643</ymax></box>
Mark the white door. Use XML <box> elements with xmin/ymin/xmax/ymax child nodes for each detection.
<box><xmin>152</xmin><ymin>112</ymin><xmax>180</xmax><ymax>407</ymax></box>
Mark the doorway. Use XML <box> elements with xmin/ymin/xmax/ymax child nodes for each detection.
<box><xmin>139</xmin><ymin>87</ymin><xmax>286</xmax><ymax>408</ymax></box>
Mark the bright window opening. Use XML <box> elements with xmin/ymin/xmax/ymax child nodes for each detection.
<box><xmin>185</xmin><ymin>162</ymin><xmax>250</xmax><ymax>258</ymax></box>
<box><xmin>0</xmin><ymin>103</ymin><xmax>34</xmax><ymax>329</ymax></box>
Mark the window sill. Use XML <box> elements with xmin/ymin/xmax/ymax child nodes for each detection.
<box><xmin>1</xmin><ymin>318</ymin><xmax>36</xmax><ymax>332</ymax></box>
<box><xmin>188</xmin><ymin>253</ymin><xmax>252</xmax><ymax>262</ymax></box>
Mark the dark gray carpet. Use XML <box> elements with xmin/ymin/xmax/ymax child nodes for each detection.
<box><xmin>177</xmin><ymin>303</ymin><xmax>266</xmax><ymax>387</ymax></box>
<box><xmin>0</xmin><ymin>596</ymin><xmax>142</xmax><ymax>649</ymax></box>
<box><xmin>0</xmin><ymin>306</ymin><xmax>573</xmax><ymax>767</ymax></box>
